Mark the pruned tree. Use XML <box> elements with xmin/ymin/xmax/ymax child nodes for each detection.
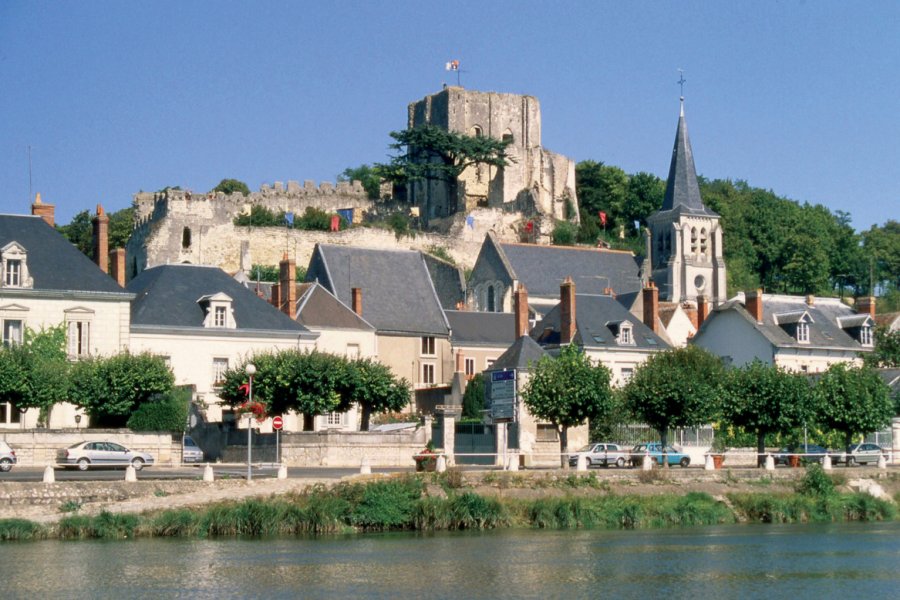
<box><xmin>212</xmin><ymin>178</ymin><xmax>251</xmax><ymax>196</ymax></box>
<box><xmin>0</xmin><ymin>326</ymin><xmax>70</xmax><ymax>424</ymax></box>
<box><xmin>623</xmin><ymin>346</ymin><xmax>725</xmax><ymax>462</ymax></box>
<box><xmin>521</xmin><ymin>344</ymin><xmax>614</xmax><ymax>468</ymax></box>
<box><xmin>814</xmin><ymin>363</ymin><xmax>893</xmax><ymax>451</ymax></box>
<box><xmin>721</xmin><ymin>360</ymin><xmax>812</xmax><ymax>466</ymax></box>
<box><xmin>341</xmin><ymin>358</ymin><xmax>411</xmax><ymax>431</ymax></box>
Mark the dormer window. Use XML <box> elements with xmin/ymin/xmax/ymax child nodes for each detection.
<box><xmin>214</xmin><ymin>306</ymin><xmax>226</xmax><ymax>327</ymax></box>
<box><xmin>796</xmin><ymin>322</ymin><xmax>809</xmax><ymax>343</ymax></box>
<box><xmin>620</xmin><ymin>325</ymin><xmax>633</xmax><ymax>345</ymax></box>
<box><xmin>774</xmin><ymin>311</ymin><xmax>812</xmax><ymax>344</ymax></box>
<box><xmin>606</xmin><ymin>320</ymin><xmax>635</xmax><ymax>346</ymax></box>
<box><xmin>837</xmin><ymin>314</ymin><xmax>875</xmax><ymax>347</ymax></box>
<box><xmin>1</xmin><ymin>242</ymin><xmax>33</xmax><ymax>289</ymax></box>
<box><xmin>860</xmin><ymin>325</ymin><xmax>873</xmax><ymax>346</ymax></box>
<box><xmin>198</xmin><ymin>292</ymin><xmax>236</xmax><ymax>329</ymax></box>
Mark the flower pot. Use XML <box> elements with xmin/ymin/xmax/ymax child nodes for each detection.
<box><xmin>788</xmin><ymin>455</ymin><xmax>801</xmax><ymax>468</ymax></box>
<box><xmin>415</xmin><ymin>460</ymin><xmax>437</xmax><ymax>472</ymax></box>
<box><xmin>712</xmin><ymin>454</ymin><xmax>725</xmax><ymax>469</ymax></box>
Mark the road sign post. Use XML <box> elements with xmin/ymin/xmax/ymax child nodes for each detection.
<box><xmin>273</xmin><ymin>416</ymin><xmax>284</xmax><ymax>465</ymax></box>
<box><xmin>488</xmin><ymin>369</ymin><xmax>517</xmax><ymax>423</ymax></box>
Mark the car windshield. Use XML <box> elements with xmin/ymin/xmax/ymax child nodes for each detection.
<box><xmin>185</xmin><ymin>437</ymin><xmax>198</xmax><ymax>447</ymax></box>
<box><xmin>576</xmin><ymin>444</ymin><xmax>594</xmax><ymax>453</ymax></box>
<box><xmin>68</xmin><ymin>442</ymin><xmax>86</xmax><ymax>449</ymax></box>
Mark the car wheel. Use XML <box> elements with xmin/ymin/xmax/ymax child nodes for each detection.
<box><xmin>616</xmin><ymin>457</ymin><xmax>626</xmax><ymax>468</ymax></box>
<box><xmin>77</xmin><ymin>458</ymin><xmax>90</xmax><ymax>471</ymax></box>
<box><xmin>847</xmin><ymin>457</ymin><xmax>857</xmax><ymax>467</ymax></box>
<box><xmin>680</xmin><ymin>457</ymin><xmax>690</xmax><ymax>468</ymax></box>
<box><xmin>0</xmin><ymin>458</ymin><xmax>12</xmax><ymax>472</ymax></box>
<box><xmin>131</xmin><ymin>458</ymin><xmax>144</xmax><ymax>471</ymax></box>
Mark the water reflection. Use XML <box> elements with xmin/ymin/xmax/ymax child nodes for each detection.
<box><xmin>0</xmin><ymin>523</ymin><xmax>898</xmax><ymax>599</ymax></box>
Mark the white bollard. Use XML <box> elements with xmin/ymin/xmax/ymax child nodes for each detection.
<box><xmin>765</xmin><ymin>454</ymin><xmax>775</xmax><ymax>471</ymax></box>
<box><xmin>203</xmin><ymin>463</ymin><xmax>215</xmax><ymax>482</ymax></box>
<box><xmin>507</xmin><ymin>454</ymin><xmax>519</xmax><ymax>471</ymax></box>
<box><xmin>277</xmin><ymin>464</ymin><xmax>288</xmax><ymax>479</ymax></box>
<box><xmin>43</xmin><ymin>465</ymin><xmax>55</xmax><ymax>483</ymax></box>
<box><xmin>823</xmin><ymin>455</ymin><xmax>832</xmax><ymax>471</ymax></box>
<box><xmin>436</xmin><ymin>454</ymin><xmax>447</xmax><ymax>473</ymax></box>
<box><xmin>704</xmin><ymin>454</ymin><xmax>714</xmax><ymax>471</ymax></box>
<box><xmin>877</xmin><ymin>454</ymin><xmax>887</xmax><ymax>469</ymax></box>
<box><xmin>125</xmin><ymin>465</ymin><xmax>137</xmax><ymax>482</ymax></box>
<box><xmin>359</xmin><ymin>457</ymin><xmax>371</xmax><ymax>475</ymax></box>
<box><xmin>642</xmin><ymin>453</ymin><xmax>653</xmax><ymax>471</ymax></box>
<box><xmin>576</xmin><ymin>454</ymin><xmax>587</xmax><ymax>472</ymax></box>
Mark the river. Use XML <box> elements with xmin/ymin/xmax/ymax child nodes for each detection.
<box><xmin>1</xmin><ymin>522</ymin><xmax>898</xmax><ymax>599</ymax></box>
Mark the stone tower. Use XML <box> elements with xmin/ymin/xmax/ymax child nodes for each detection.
<box><xmin>406</xmin><ymin>87</ymin><xmax>577</xmax><ymax>224</ymax></box>
<box><xmin>646</xmin><ymin>100</ymin><xmax>726</xmax><ymax>305</ymax></box>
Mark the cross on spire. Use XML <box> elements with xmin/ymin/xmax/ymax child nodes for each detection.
<box><xmin>677</xmin><ymin>69</ymin><xmax>686</xmax><ymax>100</ymax></box>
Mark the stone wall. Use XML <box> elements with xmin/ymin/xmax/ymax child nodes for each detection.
<box><xmin>0</xmin><ymin>430</ymin><xmax>180</xmax><ymax>466</ymax></box>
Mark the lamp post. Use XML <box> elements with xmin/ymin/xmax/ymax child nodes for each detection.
<box><xmin>246</xmin><ymin>363</ymin><xmax>256</xmax><ymax>482</ymax></box>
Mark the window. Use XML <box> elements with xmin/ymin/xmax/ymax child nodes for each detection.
<box><xmin>486</xmin><ymin>358</ymin><xmax>496</xmax><ymax>369</ymax></box>
<box><xmin>212</xmin><ymin>357</ymin><xmax>229</xmax><ymax>386</ymax></box>
<box><xmin>621</xmin><ymin>367</ymin><xmax>634</xmax><ymax>383</ymax></box>
<box><xmin>182</xmin><ymin>227</ymin><xmax>192</xmax><ymax>249</ymax></box>
<box><xmin>67</xmin><ymin>321</ymin><xmax>90</xmax><ymax>358</ymax></box>
<box><xmin>214</xmin><ymin>306</ymin><xmax>227</xmax><ymax>327</ymax></box>
<box><xmin>797</xmin><ymin>322</ymin><xmax>809</xmax><ymax>343</ymax></box>
<box><xmin>618</xmin><ymin>325</ymin><xmax>633</xmax><ymax>345</ymax></box>
<box><xmin>471</xmin><ymin>125</ymin><xmax>483</xmax><ymax>138</ymax></box>
<box><xmin>422</xmin><ymin>363</ymin><xmax>435</xmax><ymax>385</ymax></box>
<box><xmin>346</xmin><ymin>343</ymin><xmax>361</xmax><ymax>359</ymax></box>
<box><xmin>2</xmin><ymin>319</ymin><xmax>23</xmax><ymax>347</ymax></box>
<box><xmin>536</xmin><ymin>424</ymin><xmax>559</xmax><ymax>442</ymax></box>
<box><xmin>464</xmin><ymin>357</ymin><xmax>475</xmax><ymax>377</ymax></box>
<box><xmin>860</xmin><ymin>326</ymin><xmax>873</xmax><ymax>346</ymax></box>
<box><xmin>690</xmin><ymin>227</ymin><xmax>698</xmax><ymax>254</ymax></box>
<box><xmin>487</xmin><ymin>285</ymin><xmax>495</xmax><ymax>312</ymax></box>
<box><xmin>4</xmin><ymin>259</ymin><xmax>21</xmax><ymax>287</ymax></box>
<box><xmin>326</xmin><ymin>411</ymin><xmax>344</xmax><ymax>426</ymax></box>
<box><xmin>700</xmin><ymin>228</ymin><xmax>708</xmax><ymax>255</ymax></box>
<box><xmin>421</xmin><ymin>336</ymin><xmax>435</xmax><ymax>356</ymax></box>
<box><xmin>0</xmin><ymin>402</ymin><xmax>21</xmax><ymax>424</ymax></box>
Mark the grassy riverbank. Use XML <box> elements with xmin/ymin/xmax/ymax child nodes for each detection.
<box><xmin>0</xmin><ymin>467</ymin><xmax>896</xmax><ymax>542</ymax></box>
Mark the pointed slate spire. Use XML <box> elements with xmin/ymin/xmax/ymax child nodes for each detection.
<box><xmin>660</xmin><ymin>100</ymin><xmax>716</xmax><ymax>216</ymax></box>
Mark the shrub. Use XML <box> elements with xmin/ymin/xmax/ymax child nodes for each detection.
<box><xmin>0</xmin><ymin>519</ymin><xmax>46</xmax><ymax>541</ymax></box>
<box><xmin>551</xmin><ymin>220</ymin><xmax>577</xmax><ymax>246</ymax></box>
<box><xmin>127</xmin><ymin>387</ymin><xmax>191</xmax><ymax>432</ymax></box>
<box><xmin>797</xmin><ymin>464</ymin><xmax>834</xmax><ymax>497</ymax></box>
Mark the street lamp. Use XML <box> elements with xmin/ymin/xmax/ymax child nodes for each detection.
<box><xmin>246</xmin><ymin>363</ymin><xmax>257</xmax><ymax>482</ymax></box>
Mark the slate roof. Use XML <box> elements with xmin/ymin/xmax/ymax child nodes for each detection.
<box><xmin>658</xmin><ymin>102</ymin><xmax>718</xmax><ymax>218</ymax></box>
<box><xmin>700</xmin><ymin>293</ymin><xmax>872</xmax><ymax>352</ymax></box>
<box><xmin>423</xmin><ymin>254</ymin><xmax>466</xmax><ymax>310</ymax></box>
<box><xmin>489</xmin><ymin>335</ymin><xmax>549</xmax><ymax>371</ymax></box>
<box><xmin>306</xmin><ymin>244</ymin><xmax>450</xmax><ymax>337</ymax></box>
<box><xmin>294</xmin><ymin>282</ymin><xmax>374</xmax><ymax>331</ymax></box>
<box><xmin>497</xmin><ymin>239</ymin><xmax>643</xmax><ymax>298</ymax></box>
<box><xmin>128</xmin><ymin>264</ymin><xmax>311</xmax><ymax>334</ymax></box>
<box><xmin>533</xmin><ymin>294</ymin><xmax>670</xmax><ymax>351</ymax></box>
<box><xmin>446</xmin><ymin>310</ymin><xmax>515</xmax><ymax>347</ymax></box>
<box><xmin>0</xmin><ymin>214</ymin><xmax>129</xmax><ymax>296</ymax></box>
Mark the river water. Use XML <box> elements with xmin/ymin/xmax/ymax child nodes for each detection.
<box><xmin>1</xmin><ymin>522</ymin><xmax>898</xmax><ymax>599</ymax></box>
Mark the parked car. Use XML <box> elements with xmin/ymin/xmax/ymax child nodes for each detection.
<box><xmin>568</xmin><ymin>443</ymin><xmax>629</xmax><ymax>468</ymax></box>
<box><xmin>834</xmin><ymin>443</ymin><xmax>887</xmax><ymax>466</ymax></box>
<box><xmin>57</xmin><ymin>441</ymin><xmax>155</xmax><ymax>471</ymax></box>
<box><xmin>182</xmin><ymin>435</ymin><xmax>204</xmax><ymax>463</ymax></box>
<box><xmin>0</xmin><ymin>441</ymin><xmax>17</xmax><ymax>472</ymax></box>
<box><xmin>773</xmin><ymin>444</ymin><xmax>830</xmax><ymax>466</ymax></box>
<box><xmin>629</xmin><ymin>443</ymin><xmax>690</xmax><ymax>468</ymax></box>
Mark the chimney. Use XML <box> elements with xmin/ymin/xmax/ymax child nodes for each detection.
<box><xmin>279</xmin><ymin>253</ymin><xmax>296</xmax><ymax>317</ymax></box>
<box><xmin>745</xmin><ymin>289</ymin><xmax>763</xmax><ymax>323</ymax></box>
<box><xmin>806</xmin><ymin>294</ymin><xmax>815</xmax><ymax>307</ymax></box>
<box><xmin>514</xmin><ymin>284</ymin><xmax>529</xmax><ymax>338</ymax></box>
<box><xmin>351</xmin><ymin>287</ymin><xmax>363</xmax><ymax>317</ymax></box>
<box><xmin>642</xmin><ymin>281</ymin><xmax>659</xmax><ymax>334</ymax></box>
<box><xmin>683</xmin><ymin>302</ymin><xmax>698</xmax><ymax>330</ymax></box>
<box><xmin>455</xmin><ymin>349</ymin><xmax>464</xmax><ymax>374</ymax></box>
<box><xmin>31</xmin><ymin>193</ymin><xmax>55</xmax><ymax>227</ymax></box>
<box><xmin>560</xmin><ymin>277</ymin><xmax>576</xmax><ymax>344</ymax></box>
<box><xmin>602</xmin><ymin>286</ymin><xmax>616</xmax><ymax>298</ymax></box>
<box><xmin>270</xmin><ymin>283</ymin><xmax>280</xmax><ymax>308</ymax></box>
<box><xmin>697</xmin><ymin>295</ymin><xmax>710</xmax><ymax>329</ymax></box>
<box><xmin>857</xmin><ymin>296</ymin><xmax>876</xmax><ymax>318</ymax></box>
<box><xmin>92</xmin><ymin>204</ymin><xmax>109</xmax><ymax>273</ymax></box>
<box><xmin>109</xmin><ymin>248</ymin><xmax>126</xmax><ymax>287</ymax></box>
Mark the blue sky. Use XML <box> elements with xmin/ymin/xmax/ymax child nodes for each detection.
<box><xmin>1</xmin><ymin>1</ymin><xmax>897</xmax><ymax>230</ymax></box>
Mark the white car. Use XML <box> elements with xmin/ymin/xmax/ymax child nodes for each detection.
<box><xmin>182</xmin><ymin>435</ymin><xmax>204</xmax><ymax>463</ymax></box>
<box><xmin>58</xmin><ymin>441</ymin><xmax>155</xmax><ymax>471</ymax></box>
<box><xmin>0</xmin><ymin>441</ymin><xmax>17</xmax><ymax>472</ymax></box>
<box><xmin>568</xmin><ymin>443</ymin><xmax>630</xmax><ymax>468</ymax></box>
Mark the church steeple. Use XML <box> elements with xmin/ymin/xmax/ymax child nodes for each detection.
<box><xmin>660</xmin><ymin>101</ymin><xmax>716</xmax><ymax>217</ymax></box>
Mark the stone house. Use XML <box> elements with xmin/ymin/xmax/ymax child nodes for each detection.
<box><xmin>0</xmin><ymin>203</ymin><xmax>133</xmax><ymax>430</ymax></box>
<box><xmin>691</xmin><ymin>291</ymin><xmax>875</xmax><ymax>372</ymax></box>
<box><xmin>445</xmin><ymin>310</ymin><xmax>516</xmax><ymax>380</ymax></box>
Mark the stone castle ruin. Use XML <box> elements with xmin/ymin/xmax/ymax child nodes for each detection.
<box><xmin>126</xmin><ymin>88</ymin><xmax>580</xmax><ymax>279</ymax></box>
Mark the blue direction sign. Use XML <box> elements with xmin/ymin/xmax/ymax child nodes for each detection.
<box><xmin>487</xmin><ymin>369</ymin><xmax>517</xmax><ymax>422</ymax></box>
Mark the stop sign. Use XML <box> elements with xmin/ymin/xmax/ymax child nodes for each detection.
<box><xmin>272</xmin><ymin>416</ymin><xmax>284</xmax><ymax>431</ymax></box>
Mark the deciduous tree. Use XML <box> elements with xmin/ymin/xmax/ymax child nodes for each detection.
<box><xmin>814</xmin><ymin>363</ymin><xmax>893</xmax><ymax>450</ymax></box>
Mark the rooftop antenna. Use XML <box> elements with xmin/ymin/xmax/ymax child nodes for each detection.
<box><xmin>28</xmin><ymin>145</ymin><xmax>33</xmax><ymax>203</ymax></box>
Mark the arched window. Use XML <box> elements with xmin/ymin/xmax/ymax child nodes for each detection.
<box><xmin>690</xmin><ymin>227</ymin><xmax>698</xmax><ymax>254</ymax></box>
<box><xmin>182</xmin><ymin>227</ymin><xmax>192</xmax><ymax>249</ymax></box>
<box><xmin>502</xmin><ymin>133</ymin><xmax>513</xmax><ymax>144</ymax></box>
<box><xmin>700</xmin><ymin>228</ymin><xmax>708</xmax><ymax>255</ymax></box>
<box><xmin>487</xmin><ymin>285</ymin><xmax>495</xmax><ymax>312</ymax></box>
<box><xmin>471</xmin><ymin>125</ymin><xmax>483</xmax><ymax>138</ymax></box>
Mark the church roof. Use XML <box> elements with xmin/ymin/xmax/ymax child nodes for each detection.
<box><xmin>659</xmin><ymin>102</ymin><xmax>718</xmax><ymax>218</ymax></box>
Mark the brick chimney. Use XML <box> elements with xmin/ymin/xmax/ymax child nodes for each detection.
<box><xmin>278</xmin><ymin>253</ymin><xmax>296</xmax><ymax>317</ymax></box>
<box><xmin>857</xmin><ymin>296</ymin><xmax>876</xmax><ymax>318</ymax></box>
<box><xmin>514</xmin><ymin>284</ymin><xmax>529</xmax><ymax>338</ymax></box>
<box><xmin>602</xmin><ymin>286</ymin><xmax>616</xmax><ymax>298</ymax></box>
<box><xmin>697</xmin><ymin>295</ymin><xmax>710</xmax><ymax>329</ymax></box>
<box><xmin>108</xmin><ymin>248</ymin><xmax>126</xmax><ymax>287</ymax></box>
<box><xmin>455</xmin><ymin>349</ymin><xmax>464</xmax><ymax>374</ymax></box>
<box><xmin>92</xmin><ymin>204</ymin><xmax>109</xmax><ymax>273</ymax></box>
<box><xmin>642</xmin><ymin>281</ymin><xmax>659</xmax><ymax>334</ymax></box>
<box><xmin>806</xmin><ymin>294</ymin><xmax>815</xmax><ymax>307</ymax></box>
<box><xmin>31</xmin><ymin>193</ymin><xmax>55</xmax><ymax>227</ymax></box>
<box><xmin>270</xmin><ymin>283</ymin><xmax>280</xmax><ymax>308</ymax></box>
<box><xmin>351</xmin><ymin>287</ymin><xmax>363</xmax><ymax>317</ymax></box>
<box><xmin>745</xmin><ymin>289</ymin><xmax>764</xmax><ymax>323</ymax></box>
<box><xmin>560</xmin><ymin>277</ymin><xmax>576</xmax><ymax>344</ymax></box>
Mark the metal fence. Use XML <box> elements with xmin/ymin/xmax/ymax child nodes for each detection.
<box><xmin>608</xmin><ymin>424</ymin><xmax>715</xmax><ymax>447</ymax></box>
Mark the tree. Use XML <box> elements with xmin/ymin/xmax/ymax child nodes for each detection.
<box><xmin>0</xmin><ymin>325</ymin><xmax>69</xmax><ymax>423</ymax></box>
<box><xmin>376</xmin><ymin>124</ymin><xmax>513</xmax><ymax>205</ymax></box>
<box><xmin>57</xmin><ymin>207</ymin><xmax>135</xmax><ymax>257</ymax></box>
<box><xmin>127</xmin><ymin>386</ymin><xmax>191</xmax><ymax>432</ymax></box>
<box><xmin>814</xmin><ymin>363</ymin><xmax>893</xmax><ymax>450</ymax></box>
<box><xmin>68</xmin><ymin>352</ymin><xmax>174</xmax><ymax>427</ymax></box>
<box><xmin>721</xmin><ymin>361</ymin><xmax>812</xmax><ymax>466</ymax></box>
<box><xmin>342</xmin><ymin>358</ymin><xmax>411</xmax><ymax>431</ymax></box>
<box><xmin>462</xmin><ymin>373</ymin><xmax>485</xmax><ymax>420</ymax></box>
<box><xmin>212</xmin><ymin>178</ymin><xmax>251</xmax><ymax>196</ymax></box>
<box><xmin>863</xmin><ymin>327</ymin><xmax>900</xmax><ymax>368</ymax></box>
<box><xmin>339</xmin><ymin>164</ymin><xmax>383</xmax><ymax>199</ymax></box>
<box><xmin>623</xmin><ymin>346</ymin><xmax>725</xmax><ymax>460</ymax></box>
<box><xmin>521</xmin><ymin>344</ymin><xmax>614</xmax><ymax>468</ymax></box>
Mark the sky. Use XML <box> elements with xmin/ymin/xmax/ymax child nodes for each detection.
<box><xmin>1</xmin><ymin>1</ymin><xmax>898</xmax><ymax>231</ymax></box>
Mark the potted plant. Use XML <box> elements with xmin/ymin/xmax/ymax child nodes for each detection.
<box><xmin>414</xmin><ymin>441</ymin><xmax>438</xmax><ymax>472</ymax></box>
<box><xmin>710</xmin><ymin>436</ymin><xmax>727</xmax><ymax>469</ymax></box>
